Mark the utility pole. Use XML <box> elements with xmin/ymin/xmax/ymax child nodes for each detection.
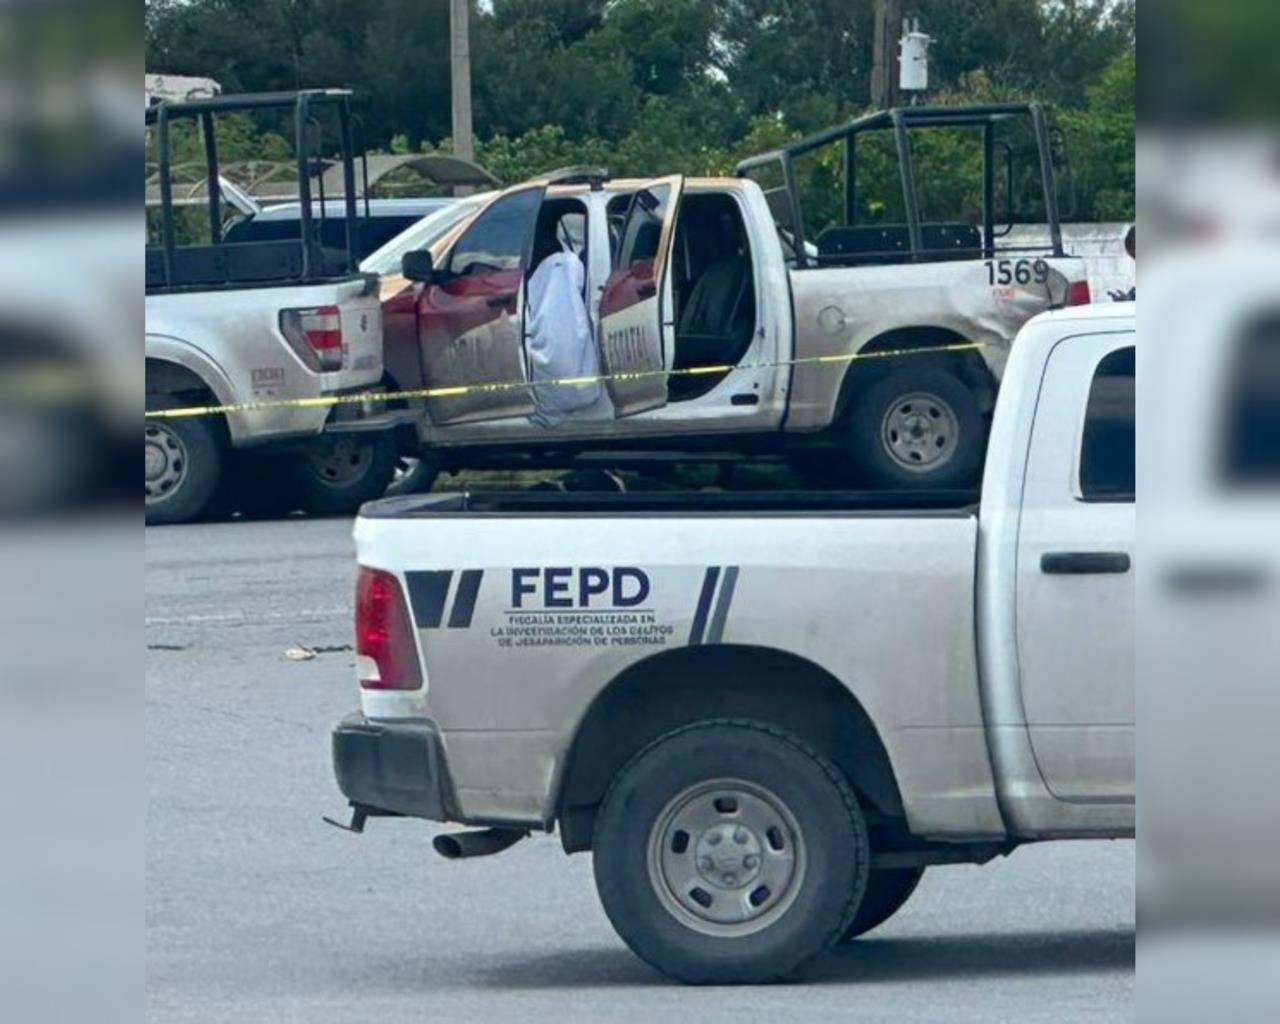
<box><xmin>870</xmin><ymin>0</ymin><xmax>904</xmax><ymax>109</ymax></box>
<box><xmin>449</xmin><ymin>0</ymin><xmax>474</xmax><ymax>163</ymax></box>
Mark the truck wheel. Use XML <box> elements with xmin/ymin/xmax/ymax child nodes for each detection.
<box><xmin>384</xmin><ymin>456</ymin><xmax>440</xmax><ymax>498</ymax></box>
<box><xmin>839</xmin><ymin>866</ymin><xmax>925</xmax><ymax>941</ymax></box>
<box><xmin>283</xmin><ymin>434</ymin><xmax>397</xmax><ymax>516</ymax></box>
<box><xmin>145</xmin><ymin>398</ymin><xmax>223</xmax><ymax>525</ymax></box>
<box><xmin>206</xmin><ymin>452</ymin><xmax>295</xmax><ymax>520</ymax></box>
<box><xmin>592</xmin><ymin>720</ymin><xmax>870</xmax><ymax>984</ymax></box>
<box><xmin>846</xmin><ymin>367</ymin><xmax>985</xmax><ymax>489</ymax></box>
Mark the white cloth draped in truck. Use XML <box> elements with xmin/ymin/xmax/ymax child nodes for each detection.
<box><xmin>525</xmin><ymin>251</ymin><xmax>613</xmax><ymax>426</ymax></box>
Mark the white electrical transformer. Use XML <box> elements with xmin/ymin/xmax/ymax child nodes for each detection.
<box><xmin>899</xmin><ymin>23</ymin><xmax>932</xmax><ymax>93</ymax></box>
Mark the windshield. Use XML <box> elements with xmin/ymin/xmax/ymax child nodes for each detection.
<box><xmin>359</xmin><ymin>194</ymin><xmax>491</xmax><ymax>275</ymax></box>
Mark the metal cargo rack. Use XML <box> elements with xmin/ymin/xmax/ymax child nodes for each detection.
<box><xmin>145</xmin><ymin>89</ymin><xmax>367</xmax><ymax>293</ymax></box>
<box><xmin>734</xmin><ymin>102</ymin><xmax>1068</xmax><ymax>268</ymax></box>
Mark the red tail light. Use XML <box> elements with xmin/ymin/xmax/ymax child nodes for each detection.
<box><xmin>280</xmin><ymin>305</ymin><xmax>344</xmax><ymax>372</ymax></box>
<box><xmin>355</xmin><ymin>566</ymin><xmax>422</xmax><ymax>691</ymax></box>
<box><xmin>1065</xmin><ymin>280</ymin><xmax>1092</xmax><ymax>306</ymax></box>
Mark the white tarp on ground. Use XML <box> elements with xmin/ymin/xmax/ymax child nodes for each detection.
<box><xmin>525</xmin><ymin>252</ymin><xmax>613</xmax><ymax>426</ymax></box>
<box><xmin>1006</xmin><ymin>222</ymin><xmax>1135</xmax><ymax>300</ymax></box>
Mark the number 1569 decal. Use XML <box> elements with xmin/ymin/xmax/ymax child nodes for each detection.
<box><xmin>985</xmin><ymin>258</ymin><xmax>1050</xmax><ymax>286</ymax></box>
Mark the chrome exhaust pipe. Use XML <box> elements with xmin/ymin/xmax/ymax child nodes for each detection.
<box><xmin>432</xmin><ymin>827</ymin><xmax>528</xmax><ymax>860</ymax></box>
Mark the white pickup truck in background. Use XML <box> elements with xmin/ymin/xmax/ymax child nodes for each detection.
<box><xmin>145</xmin><ymin>274</ymin><xmax>393</xmax><ymax>523</ymax></box>
<box><xmin>145</xmin><ymin>90</ymin><xmax>399</xmax><ymax>524</ymax></box>
<box><xmin>330</xmin><ymin>302</ymin><xmax>1135</xmax><ymax>983</ymax></box>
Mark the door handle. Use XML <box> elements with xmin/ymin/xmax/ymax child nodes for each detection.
<box><xmin>486</xmin><ymin>293</ymin><xmax>517</xmax><ymax>309</ymax></box>
<box><xmin>1041</xmin><ymin>551</ymin><xmax>1131</xmax><ymax>575</ymax></box>
<box><xmin>636</xmin><ymin>281</ymin><xmax>657</xmax><ymax>299</ymax></box>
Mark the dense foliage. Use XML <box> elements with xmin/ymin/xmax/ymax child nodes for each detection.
<box><xmin>146</xmin><ymin>0</ymin><xmax>1134</xmax><ymax>220</ymax></box>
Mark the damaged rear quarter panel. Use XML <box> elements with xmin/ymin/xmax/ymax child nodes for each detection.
<box><xmin>783</xmin><ymin>257</ymin><xmax>1086</xmax><ymax>431</ymax></box>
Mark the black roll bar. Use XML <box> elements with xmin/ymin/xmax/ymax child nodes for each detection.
<box><xmin>982</xmin><ymin>123</ymin><xmax>995</xmax><ymax>256</ymax></box>
<box><xmin>733</xmin><ymin>100</ymin><xmax>1067</xmax><ymax>265</ymax></box>
<box><xmin>338</xmin><ymin>100</ymin><xmax>358</xmax><ymax>273</ymax></box>
<box><xmin>155</xmin><ymin>103</ymin><xmax>175</xmax><ymax>285</ymax></box>
<box><xmin>200</xmin><ymin>111</ymin><xmax>222</xmax><ymax>244</ymax></box>
<box><xmin>295</xmin><ymin>92</ymin><xmax>313</xmax><ymax>279</ymax></box>
<box><xmin>143</xmin><ymin>88</ymin><xmax>354</xmax><ymax>122</ymax></box>
<box><xmin>843</xmin><ymin>134</ymin><xmax>856</xmax><ymax>232</ymax></box>
<box><xmin>1031</xmin><ymin>103</ymin><xmax>1063</xmax><ymax>257</ymax></box>
<box><xmin>147</xmin><ymin>89</ymin><xmax>366</xmax><ymax>292</ymax></box>
<box><xmin>890</xmin><ymin>110</ymin><xmax>922</xmax><ymax>258</ymax></box>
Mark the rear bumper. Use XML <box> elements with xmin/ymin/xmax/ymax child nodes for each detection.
<box><xmin>332</xmin><ymin>712</ymin><xmax>451</xmax><ymax>821</ymax></box>
<box><xmin>233</xmin><ymin>387</ymin><xmax>404</xmax><ymax>448</ymax></box>
<box><xmin>323</xmin><ymin>402</ymin><xmax>418</xmax><ymax>435</ymax></box>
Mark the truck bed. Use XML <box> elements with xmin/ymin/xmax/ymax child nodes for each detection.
<box><xmin>352</xmin><ymin>483</ymin><xmax>992</xmax><ymax>837</ymax></box>
<box><xmin>361</xmin><ymin>488</ymin><xmax>980</xmax><ymax>519</ymax></box>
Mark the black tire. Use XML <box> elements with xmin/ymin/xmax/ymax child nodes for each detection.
<box><xmin>592</xmin><ymin>720</ymin><xmax>870</xmax><ymax>984</ymax></box>
<box><xmin>384</xmin><ymin>456</ymin><xmax>441</xmax><ymax>499</ymax></box>
<box><xmin>145</xmin><ymin>396</ymin><xmax>223</xmax><ymax>525</ymax></box>
<box><xmin>206</xmin><ymin>452</ymin><xmax>296</xmax><ymax>520</ymax></box>
<box><xmin>846</xmin><ymin>366</ymin><xmax>986</xmax><ymax>490</ymax></box>
<box><xmin>281</xmin><ymin>433</ymin><xmax>397</xmax><ymax>516</ymax></box>
<box><xmin>839</xmin><ymin>866</ymin><xmax>925</xmax><ymax>941</ymax></box>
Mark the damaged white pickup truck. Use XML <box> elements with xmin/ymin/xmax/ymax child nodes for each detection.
<box><xmin>329</xmin><ymin>303</ymin><xmax>1135</xmax><ymax>983</ymax></box>
<box><xmin>380</xmin><ymin>102</ymin><xmax>1090</xmax><ymax>489</ymax></box>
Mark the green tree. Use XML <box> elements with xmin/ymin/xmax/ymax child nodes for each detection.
<box><xmin>711</xmin><ymin>0</ymin><xmax>872</xmax><ymax>132</ymax></box>
<box><xmin>600</xmin><ymin>0</ymin><xmax>717</xmax><ymax>97</ymax></box>
<box><xmin>1059</xmin><ymin>48</ymin><xmax>1135</xmax><ymax>221</ymax></box>
<box><xmin>471</xmin><ymin>15</ymin><xmax>642</xmax><ymax>141</ymax></box>
<box><xmin>145</xmin><ymin>0</ymin><xmax>1135</xmax><ymax>218</ymax></box>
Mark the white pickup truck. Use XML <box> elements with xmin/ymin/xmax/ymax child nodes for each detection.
<box><xmin>145</xmin><ymin>90</ymin><xmax>398</xmax><ymax>524</ymax></box>
<box><xmin>383</xmin><ymin>104</ymin><xmax>1090</xmax><ymax>491</ymax></box>
<box><xmin>331</xmin><ymin>303</ymin><xmax>1135</xmax><ymax>983</ymax></box>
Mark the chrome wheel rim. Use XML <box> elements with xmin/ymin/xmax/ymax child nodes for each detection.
<box><xmin>880</xmin><ymin>390</ymin><xmax>959</xmax><ymax>472</ymax></box>
<box><xmin>145</xmin><ymin>423</ymin><xmax>187</xmax><ymax>504</ymax></box>
<box><xmin>646</xmin><ymin>778</ymin><xmax>806</xmax><ymax>937</ymax></box>
<box><xmin>306</xmin><ymin>438</ymin><xmax>371</xmax><ymax>486</ymax></box>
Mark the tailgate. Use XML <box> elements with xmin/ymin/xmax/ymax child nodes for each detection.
<box><xmin>323</xmin><ymin>276</ymin><xmax>384</xmax><ymax>391</ymax></box>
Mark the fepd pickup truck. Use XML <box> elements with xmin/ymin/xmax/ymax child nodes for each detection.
<box><xmin>331</xmin><ymin>303</ymin><xmax>1135</xmax><ymax>983</ymax></box>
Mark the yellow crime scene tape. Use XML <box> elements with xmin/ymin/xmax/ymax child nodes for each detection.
<box><xmin>143</xmin><ymin>341</ymin><xmax>986</xmax><ymax>420</ymax></box>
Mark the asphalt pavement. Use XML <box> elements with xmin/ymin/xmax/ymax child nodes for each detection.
<box><xmin>146</xmin><ymin>515</ymin><xmax>1134</xmax><ymax>1023</ymax></box>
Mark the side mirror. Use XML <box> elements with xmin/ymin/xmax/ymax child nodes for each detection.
<box><xmin>402</xmin><ymin>249</ymin><xmax>437</xmax><ymax>283</ymax></box>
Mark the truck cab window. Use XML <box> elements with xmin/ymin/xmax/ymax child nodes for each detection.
<box><xmin>738</xmin><ymin>158</ymin><xmax>804</xmax><ymax>266</ymax></box>
<box><xmin>615</xmin><ymin>185</ymin><xmax>670</xmax><ymax>270</ymax></box>
<box><xmin>606</xmin><ymin>193</ymin><xmax>633</xmax><ymax>255</ymax></box>
<box><xmin>448</xmin><ymin>188</ymin><xmax>541</xmax><ymax>277</ymax></box>
<box><xmin>1080</xmin><ymin>345</ymin><xmax>1135</xmax><ymax>501</ymax></box>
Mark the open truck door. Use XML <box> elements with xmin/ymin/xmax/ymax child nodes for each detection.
<box><xmin>414</xmin><ymin>184</ymin><xmax>547</xmax><ymax>425</ymax></box>
<box><xmin>598</xmin><ymin>175</ymin><xmax>683</xmax><ymax>417</ymax></box>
